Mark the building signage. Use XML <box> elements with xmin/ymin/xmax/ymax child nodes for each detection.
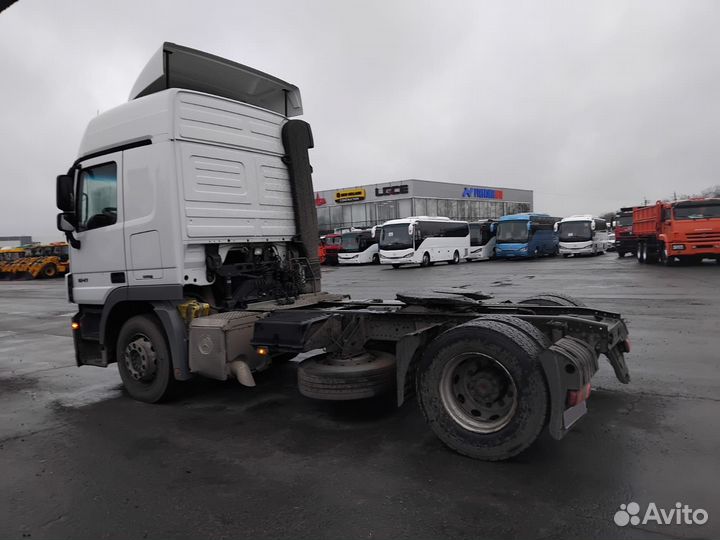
<box><xmin>375</xmin><ymin>185</ymin><xmax>409</xmax><ymax>197</ymax></box>
<box><xmin>462</xmin><ymin>187</ymin><xmax>504</xmax><ymax>200</ymax></box>
<box><xmin>315</xmin><ymin>193</ymin><xmax>327</xmax><ymax>206</ymax></box>
<box><xmin>335</xmin><ymin>188</ymin><xmax>366</xmax><ymax>203</ymax></box>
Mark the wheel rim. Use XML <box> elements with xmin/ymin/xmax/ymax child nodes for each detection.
<box><xmin>439</xmin><ymin>352</ymin><xmax>518</xmax><ymax>433</ymax></box>
<box><xmin>123</xmin><ymin>333</ymin><xmax>158</xmax><ymax>383</ymax></box>
<box><xmin>423</xmin><ymin>254</ymin><xmax>429</xmax><ymax>265</ymax></box>
<box><xmin>453</xmin><ymin>251</ymin><xmax>459</xmax><ymax>263</ymax></box>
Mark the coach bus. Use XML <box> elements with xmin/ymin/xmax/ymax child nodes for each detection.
<box><xmin>379</xmin><ymin>216</ymin><xmax>470</xmax><ymax>268</ymax></box>
<box><xmin>338</xmin><ymin>228</ymin><xmax>381</xmax><ymax>265</ymax></box>
<box><xmin>494</xmin><ymin>213</ymin><xmax>560</xmax><ymax>259</ymax></box>
<box><xmin>466</xmin><ymin>220</ymin><xmax>496</xmax><ymax>261</ymax></box>
<box><xmin>556</xmin><ymin>215</ymin><xmax>609</xmax><ymax>257</ymax></box>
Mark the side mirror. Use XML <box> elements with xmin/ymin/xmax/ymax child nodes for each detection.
<box><xmin>553</xmin><ymin>222</ymin><xmax>559</xmax><ymax>232</ymax></box>
<box><xmin>408</xmin><ymin>223</ymin><xmax>414</xmax><ymax>236</ymax></box>
<box><xmin>527</xmin><ymin>222</ymin><xmax>533</xmax><ymax>231</ymax></box>
<box><xmin>56</xmin><ymin>213</ymin><xmax>81</xmax><ymax>249</ymax></box>
<box><xmin>371</xmin><ymin>225</ymin><xmax>377</xmax><ymax>238</ymax></box>
<box><xmin>56</xmin><ymin>174</ymin><xmax>75</xmax><ymax>212</ymax></box>
<box><xmin>57</xmin><ymin>212</ymin><xmax>75</xmax><ymax>232</ymax></box>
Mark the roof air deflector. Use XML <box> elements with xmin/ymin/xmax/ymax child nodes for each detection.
<box><xmin>129</xmin><ymin>42</ymin><xmax>302</xmax><ymax>117</ymax></box>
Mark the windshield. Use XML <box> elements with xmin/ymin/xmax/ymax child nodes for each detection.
<box><xmin>341</xmin><ymin>233</ymin><xmax>362</xmax><ymax>252</ymax></box>
<box><xmin>496</xmin><ymin>221</ymin><xmax>529</xmax><ymax>244</ymax></box>
<box><xmin>558</xmin><ymin>221</ymin><xmax>592</xmax><ymax>242</ymax></box>
<box><xmin>616</xmin><ymin>215</ymin><xmax>632</xmax><ymax>227</ymax></box>
<box><xmin>380</xmin><ymin>224</ymin><xmax>413</xmax><ymax>250</ymax></box>
<box><xmin>322</xmin><ymin>235</ymin><xmax>342</xmax><ymax>247</ymax></box>
<box><xmin>674</xmin><ymin>203</ymin><xmax>720</xmax><ymax>220</ymax></box>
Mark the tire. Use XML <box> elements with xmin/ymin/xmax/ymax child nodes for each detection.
<box><xmin>660</xmin><ymin>243</ymin><xmax>674</xmax><ymax>266</ymax></box>
<box><xmin>637</xmin><ymin>242</ymin><xmax>645</xmax><ymax>264</ymax></box>
<box><xmin>562</xmin><ymin>253</ymin><xmax>570</xmax><ymax>258</ymax></box>
<box><xmin>416</xmin><ymin>319</ymin><xmax>549</xmax><ymax>461</ymax></box>
<box><xmin>646</xmin><ymin>243</ymin><xmax>658</xmax><ymax>264</ymax></box>
<box><xmin>42</xmin><ymin>263</ymin><xmax>57</xmax><ymax>278</ymax></box>
<box><xmin>517</xmin><ymin>292</ymin><xmax>586</xmax><ymax>307</ymax></box>
<box><xmin>372</xmin><ymin>254</ymin><xmax>380</xmax><ymax>265</ymax></box>
<box><xmin>116</xmin><ymin>314</ymin><xmax>177</xmax><ymax>403</ymax></box>
<box><xmin>618</xmin><ymin>251</ymin><xmax>625</xmax><ymax>258</ymax></box>
<box><xmin>298</xmin><ymin>352</ymin><xmax>395</xmax><ymax>400</ymax></box>
<box><xmin>449</xmin><ymin>250</ymin><xmax>460</xmax><ymax>265</ymax></box>
<box><xmin>421</xmin><ymin>252</ymin><xmax>431</xmax><ymax>268</ymax></box>
<box><xmin>392</xmin><ymin>264</ymin><xmax>402</xmax><ymax>269</ymax></box>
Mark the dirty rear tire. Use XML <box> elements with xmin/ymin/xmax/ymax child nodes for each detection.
<box><xmin>517</xmin><ymin>292</ymin><xmax>586</xmax><ymax>307</ymax></box>
<box><xmin>116</xmin><ymin>314</ymin><xmax>176</xmax><ymax>403</ymax></box>
<box><xmin>417</xmin><ymin>319</ymin><xmax>549</xmax><ymax>461</ymax></box>
<box><xmin>298</xmin><ymin>352</ymin><xmax>395</xmax><ymax>400</ymax></box>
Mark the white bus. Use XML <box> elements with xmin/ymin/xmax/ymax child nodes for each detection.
<box><xmin>556</xmin><ymin>215</ymin><xmax>609</xmax><ymax>257</ymax></box>
<box><xmin>338</xmin><ymin>228</ymin><xmax>381</xmax><ymax>265</ymax></box>
<box><xmin>466</xmin><ymin>220</ymin><xmax>496</xmax><ymax>261</ymax></box>
<box><xmin>379</xmin><ymin>217</ymin><xmax>470</xmax><ymax>268</ymax></box>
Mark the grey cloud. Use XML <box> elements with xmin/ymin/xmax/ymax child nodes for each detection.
<box><xmin>1</xmin><ymin>0</ymin><xmax>719</xmax><ymax>240</ymax></box>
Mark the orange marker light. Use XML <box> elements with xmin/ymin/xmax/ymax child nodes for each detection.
<box><xmin>256</xmin><ymin>346</ymin><xmax>269</xmax><ymax>357</ymax></box>
<box><xmin>71</xmin><ymin>322</ymin><xmax>80</xmax><ymax>330</ymax></box>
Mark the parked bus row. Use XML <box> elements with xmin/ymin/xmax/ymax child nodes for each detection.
<box><xmin>320</xmin><ymin>213</ymin><xmax>614</xmax><ymax>268</ymax></box>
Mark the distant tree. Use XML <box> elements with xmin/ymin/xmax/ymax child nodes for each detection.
<box><xmin>699</xmin><ymin>185</ymin><xmax>720</xmax><ymax>198</ymax></box>
<box><xmin>600</xmin><ymin>211</ymin><xmax>615</xmax><ymax>222</ymax></box>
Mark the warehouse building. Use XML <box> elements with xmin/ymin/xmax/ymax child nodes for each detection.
<box><xmin>0</xmin><ymin>235</ymin><xmax>32</xmax><ymax>248</ymax></box>
<box><xmin>315</xmin><ymin>179</ymin><xmax>533</xmax><ymax>233</ymax></box>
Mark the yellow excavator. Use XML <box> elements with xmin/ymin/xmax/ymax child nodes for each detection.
<box><xmin>0</xmin><ymin>247</ymin><xmax>26</xmax><ymax>278</ymax></box>
<box><xmin>27</xmin><ymin>242</ymin><xmax>69</xmax><ymax>279</ymax></box>
<box><xmin>2</xmin><ymin>243</ymin><xmax>69</xmax><ymax>279</ymax></box>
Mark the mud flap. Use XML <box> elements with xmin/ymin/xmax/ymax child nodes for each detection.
<box><xmin>605</xmin><ymin>346</ymin><xmax>631</xmax><ymax>384</ymax></box>
<box><xmin>540</xmin><ymin>336</ymin><xmax>599</xmax><ymax>440</ymax></box>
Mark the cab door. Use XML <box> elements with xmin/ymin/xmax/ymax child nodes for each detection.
<box><xmin>70</xmin><ymin>152</ymin><xmax>126</xmax><ymax>304</ymax></box>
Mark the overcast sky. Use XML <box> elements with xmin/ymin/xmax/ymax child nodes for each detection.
<box><xmin>2</xmin><ymin>0</ymin><xmax>719</xmax><ymax>240</ymax></box>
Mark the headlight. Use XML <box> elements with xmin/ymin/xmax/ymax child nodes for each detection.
<box><xmin>672</xmin><ymin>244</ymin><xmax>685</xmax><ymax>250</ymax></box>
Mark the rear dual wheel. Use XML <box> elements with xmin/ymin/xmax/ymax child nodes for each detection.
<box><xmin>417</xmin><ymin>317</ymin><xmax>550</xmax><ymax>461</ymax></box>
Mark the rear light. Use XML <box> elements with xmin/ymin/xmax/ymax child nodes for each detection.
<box><xmin>567</xmin><ymin>383</ymin><xmax>591</xmax><ymax>407</ymax></box>
<box><xmin>71</xmin><ymin>322</ymin><xmax>80</xmax><ymax>331</ymax></box>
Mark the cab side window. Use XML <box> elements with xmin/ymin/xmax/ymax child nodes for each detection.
<box><xmin>77</xmin><ymin>162</ymin><xmax>118</xmax><ymax>231</ymax></box>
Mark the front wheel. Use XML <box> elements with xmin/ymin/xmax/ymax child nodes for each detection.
<box><xmin>42</xmin><ymin>263</ymin><xmax>57</xmax><ymax>278</ymax></box>
<box><xmin>420</xmin><ymin>252</ymin><xmax>431</xmax><ymax>268</ymax></box>
<box><xmin>392</xmin><ymin>264</ymin><xmax>402</xmax><ymax>269</ymax></box>
<box><xmin>116</xmin><ymin>314</ymin><xmax>176</xmax><ymax>403</ymax></box>
<box><xmin>372</xmin><ymin>254</ymin><xmax>380</xmax><ymax>265</ymax></box>
<box><xmin>449</xmin><ymin>250</ymin><xmax>460</xmax><ymax>265</ymax></box>
<box><xmin>416</xmin><ymin>319</ymin><xmax>549</xmax><ymax>461</ymax></box>
<box><xmin>618</xmin><ymin>251</ymin><xmax>625</xmax><ymax>258</ymax></box>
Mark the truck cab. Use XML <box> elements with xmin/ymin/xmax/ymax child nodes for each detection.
<box><xmin>56</xmin><ymin>43</ymin><xmax>320</xmax><ymax>399</ymax></box>
<box><xmin>613</xmin><ymin>207</ymin><xmax>637</xmax><ymax>257</ymax></box>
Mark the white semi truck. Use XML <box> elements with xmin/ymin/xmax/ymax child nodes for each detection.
<box><xmin>56</xmin><ymin>43</ymin><xmax>632</xmax><ymax>460</ymax></box>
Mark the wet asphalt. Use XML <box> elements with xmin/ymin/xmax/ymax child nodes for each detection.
<box><xmin>0</xmin><ymin>253</ymin><xmax>718</xmax><ymax>540</ymax></box>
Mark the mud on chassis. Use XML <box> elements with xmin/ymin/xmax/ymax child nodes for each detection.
<box><xmin>249</xmin><ymin>290</ymin><xmax>631</xmax><ymax>461</ymax></box>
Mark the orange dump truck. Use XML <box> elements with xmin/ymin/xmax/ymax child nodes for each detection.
<box><xmin>634</xmin><ymin>198</ymin><xmax>720</xmax><ymax>265</ymax></box>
